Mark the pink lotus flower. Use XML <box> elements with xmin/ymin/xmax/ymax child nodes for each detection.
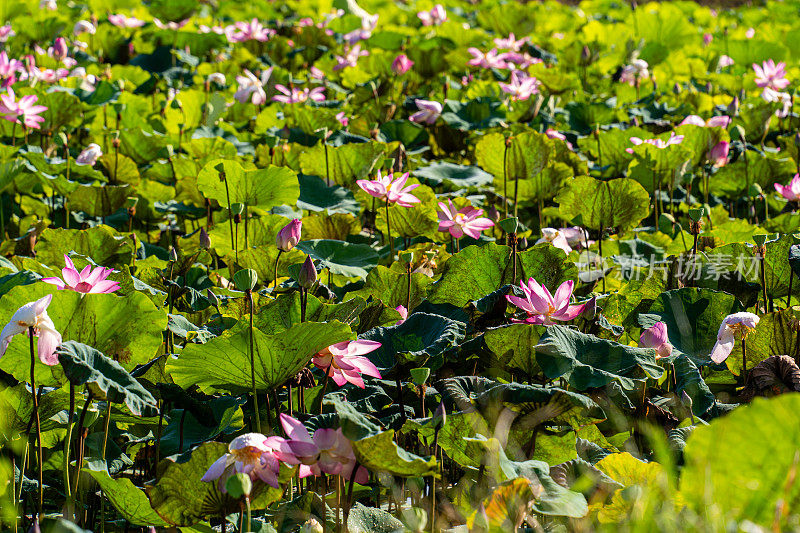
<box><xmin>703</xmin><ymin>33</ymin><xmax>713</xmax><ymax>46</ymax></box>
<box><xmin>753</xmin><ymin>60</ymin><xmax>790</xmax><ymax>90</ymax></box>
<box><xmin>41</xmin><ymin>255</ymin><xmax>120</xmax><ymax>294</ymax></box>
<box><xmin>30</xmin><ymin>67</ymin><xmax>70</xmax><ymax>84</ymax></box>
<box><xmin>626</xmin><ymin>133</ymin><xmax>684</xmax><ymax>153</ymax></box>
<box><xmin>201</xmin><ymin>433</ymin><xmax>298</xmax><ymax>489</ymax></box>
<box><xmin>279</xmin><ymin>414</ymin><xmax>369</xmax><ymax>483</ymax></box>
<box><xmin>494</xmin><ymin>33</ymin><xmax>528</xmax><ymax>51</ymax></box>
<box><xmin>312</xmin><ymin>340</ymin><xmax>382</xmax><ymax>388</ymax></box>
<box><xmin>108</xmin><ymin>14</ymin><xmax>145</xmax><ymax>28</ymax></box>
<box><xmin>0</xmin><ymin>295</ymin><xmax>62</xmax><ymax>366</ymax></box>
<box><xmin>499</xmin><ymin>71</ymin><xmax>540</xmax><ymax>101</ymax></box>
<box><xmin>620</xmin><ymin>59</ymin><xmax>649</xmax><ymax>85</ymax></box>
<box><xmin>775</xmin><ymin>174</ymin><xmax>800</xmax><ymax>201</ymax></box>
<box><xmin>333</xmin><ymin>44</ymin><xmax>369</xmax><ymax>71</ymax></box>
<box><xmin>707</xmin><ymin>141</ymin><xmax>730</xmax><ymax>167</ymax></box>
<box><xmin>207</xmin><ymin>73</ymin><xmax>226</xmax><ymax>86</ymax></box>
<box><xmin>392</xmin><ymin>54</ymin><xmax>414</xmax><ymax>75</ymax></box>
<box><xmin>234</xmin><ymin>68</ymin><xmax>273</xmax><ymax>105</ymax></box>
<box><xmin>746</xmin><ymin>27</ymin><xmax>755</xmax><ymax>39</ymax></box>
<box><xmin>76</xmin><ymin>144</ymin><xmax>102</xmax><ymax>166</ymax></box>
<box><xmin>467</xmin><ymin>48</ymin><xmax>508</xmax><ymax>70</ymax></box>
<box><xmin>710</xmin><ymin>312</ymin><xmax>759</xmax><ymax>364</ymax></box>
<box><xmin>718</xmin><ymin>55</ymin><xmax>735</xmax><ymax>68</ymax></box>
<box><xmin>409</xmin><ymin>99</ymin><xmax>442</xmax><ymax>125</ymax></box>
<box><xmin>343</xmin><ymin>29</ymin><xmax>371</xmax><ymax>46</ymax></box>
<box><xmin>0</xmin><ymin>89</ymin><xmax>47</xmax><ymax>129</ymax></box>
<box><xmin>506</xmin><ymin>278</ymin><xmax>585</xmax><ymax>325</ymax></box>
<box><xmin>560</xmin><ymin>226</ymin><xmax>592</xmax><ymax>249</ymax></box>
<box><xmin>499</xmin><ymin>52</ymin><xmax>541</xmax><ymax>69</ymax></box>
<box><xmin>536</xmin><ymin>228</ymin><xmax>572</xmax><ymax>254</ymax></box>
<box><xmin>418</xmin><ymin>4</ymin><xmax>446</xmax><ymax>26</ymax></box>
<box><xmin>437</xmin><ymin>200</ymin><xmax>494</xmax><ymax>239</ymax></box>
<box><xmin>639</xmin><ymin>321</ymin><xmax>673</xmax><ymax>358</ymax></box>
<box><xmin>0</xmin><ymin>52</ymin><xmax>21</xmax><ymax>88</ymax></box>
<box><xmin>0</xmin><ymin>24</ymin><xmax>14</xmax><ymax>43</ymax></box>
<box><xmin>336</xmin><ymin>111</ymin><xmax>348</xmax><ymax>127</ymax></box>
<box><xmin>545</xmin><ymin>128</ymin><xmax>573</xmax><ymax>150</ymax></box>
<box><xmin>272</xmin><ymin>85</ymin><xmax>325</xmax><ymax>104</ymax></box>
<box><xmin>276</xmin><ymin>219</ymin><xmax>302</xmax><ymax>252</ymax></box>
<box><xmin>73</xmin><ymin>20</ymin><xmax>96</xmax><ymax>35</ymax></box>
<box><xmin>395</xmin><ymin>305</ymin><xmax>408</xmax><ymax>324</ymax></box>
<box><xmin>761</xmin><ymin>87</ymin><xmax>793</xmax><ymax>118</ymax></box>
<box><xmin>229</xmin><ymin>18</ymin><xmax>275</xmax><ymax>43</ymax></box>
<box><xmin>679</xmin><ymin>115</ymin><xmax>731</xmax><ymax>128</ymax></box>
<box><xmin>356</xmin><ymin>170</ymin><xmax>420</xmax><ymax>207</ymax></box>
<box><xmin>153</xmin><ymin>19</ymin><xmax>190</xmax><ymax>31</ymax></box>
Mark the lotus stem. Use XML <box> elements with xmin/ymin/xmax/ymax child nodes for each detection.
<box><xmin>502</xmin><ymin>140</ymin><xmax>509</xmax><ymax>218</ymax></box>
<box><xmin>759</xmin><ymin>248</ymin><xmax>769</xmax><ymax>313</ymax></box>
<box><xmin>742</xmin><ymin>337</ymin><xmax>748</xmax><ymax>385</ymax></box>
<box><xmin>63</xmin><ymin>383</ymin><xmax>74</xmax><ymax>507</ymax></box>
<box><xmin>344</xmin><ymin>463</ymin><xmax>359</xmax><ymax>529</ymax></box>
<box><xmin>318</xmin><ymin>365</ymin><xmax>332</xmax><ymax>415</ymax></box>
<box><xmin>788</xmin><ymin>269</ymin><xmax>794</xmax><ymax>309</ymax></box>
<box><xmin>247</xmin><ymin>290</ymin><xmax>261</xmax><ymax>433</ymax></box>
<box><xmin>386</xmin><ymin>200</ymin><xmax>394</xmax><ymax>261</ymax></box>
<box><xmin>28</xmin><ymin>327</ymin><xmax>43</xmax><ymax>518</ymax></box>
<box><xmin>273</xmin><ymin>250</ymin><xmax>282</xmax><ymax>294</ymax></box>
<box><xmin>73</xmin><ymin>390</ymin><xmax>93</xmax><ymax>497</ymax></box>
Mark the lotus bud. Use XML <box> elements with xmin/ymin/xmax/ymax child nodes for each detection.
<box><xmin>215</xmin><ymin>163</ymin><xmax>226</xmax><ymax>182</ymax></box>
<box><xmin>433</xmin><ymin>401</ymin><xmax>446</xmax><ymax>428</ymax></box>
<box><xmin>794</xmin><ymin>132</ymin><xmax>800</xmax><ymax>148</ymax></box>
<box><xmin>169</xmin><ymin>247</ymin><xmax>178</xmax><ymax>262</ymax></box>
<box><xmin>391</xmin><ymin>54</ymin><xmax>414</xmax><ymax>75</ymax></box>
<box><xmin>55</xmin><ymin>132</ymin><xmax>68</xmax><ymax>147</ymax></box>
<box><xmin>225</xmin><ymin>473</ymin><xmax>252</xmax><ymax>498</ymax></box>
<box><xmin>727</xmin><ymin>95</ymin><xmax>739</xmax><ymax>117</ymax></box>
<box><xmin>753</xmin><ymin>233</ymin><xmax>768</xmax><ymax>246</ymax></box>
<box><xmin>580</xmin><ymin>45</ymin><xmax>591</xmax><ymax>66</ymax></box>
<box><xmin>748</xmin><ymin>183</ymin><xmax>763</xmax><ymax>198</ymax></box>
<box><xmin>732</xmin><ymin>124</ymin><xmax>746</xmax><ymax>143</ymax></box>
<box><xmin>688</xmin><ymin>208</ymin><xmax>704</xmax><ymax>222</ymax></box>
<box><xmin>672</xmin><ymin>82</ymin><xmax>681</xmax><ymax>94</ymax></box>
<box><xmin>276</xmin><ymin>218</ymin><xmax>302</xmax><ymax>252</ymax></box>
<box><xmin>399</xmin><ymin>251</ymin><xmax>414</xmax><ymax>264</ymax></box>
<box><xmin>206</xmin><ymin>289</ymin><xmax>220</xmax><ymax>309</ymax></box>
<box><xmin>233</xmin><ymin>269</ymin><xmax>258</xmax><ymax>291</ymax></box>
<box><xmin>52</xmin><ymin>37</ymin><xmax>68</xmax><ymax>60</ymax></box>
<box><xmin>199</xmin><ymin>228</ymin><xmax>211</xmax><ymax>249</ymax></box>
<box><xmin>298</xmin><ymin>256</ymin><xmax>317</xmax><ymax>289</ymax></box>
<box><xmin>706</xmin><ymin>141</ymin><xmax>730</xmax><ymax>167</ymax></box>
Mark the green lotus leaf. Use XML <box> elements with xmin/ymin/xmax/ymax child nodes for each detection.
<box><xmin>35</xmin><ymin>226</ymin><xmax>135</xmax><ymax>267</ymax></box>
<box><xmin>347</xmin><ymin>264</ymin><xmax>433</xmax><ymax>310</ymax></box>
<box><xmin>295</xmin><ymin>239</ymin><xmax>379</xmax><ymax>279</ymax></box>
<box><xmin>429</xmin><ymin>243</ymin><xmax>577</xmax><ymax>307</ymax></box>
<box><xmin>168</xmin><ymin>321</ymin><xmax>353</xmax><ymax>394</ymax></box>
<box><xmin>56</xmin><ymin>341</ymin><xmax>158</xmax><ymax>417</ymax></box>
<box><xmin>84</xmin><ymin>460</ymin><xmax>169</xmax><ymax>527</ymax></box>
<box><xmin>535</xmin><ymin>325</ymin><xmax>664</xmax><ymax>390</ymax></box>
<box><xmin>680</xmin><ymin>395</ymin><xmax>800</xmax><ymax>526</ymax></box>
<box><xmin>298</xmin><ymin>141</ymin><xmax>385</xmax><ymax>187</ymax></box>
<box><xmin>555</xmin><ymin>176</ymin><xmax>650</xmax><ymax>232</ymax></box>
<box><xmin>0</xmin><ymin>283</ymin><xmax>167</xmax><ymax>386</ymax></box>
<box><xmin>197</xmin><ymin>159</ymin><xmax>300</xmax><ymax>210</ymax></box>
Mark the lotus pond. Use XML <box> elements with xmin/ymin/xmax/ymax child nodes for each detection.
<box><xmin>1</xmin><ymin>0</ymin><xmax>800</xmax><ymax>531</ymax></box>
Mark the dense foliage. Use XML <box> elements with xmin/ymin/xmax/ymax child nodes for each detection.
<box><xmin>1</xmin><ymin>0</ymin><xmax>800</xmax><ymax>531</ymax></box>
